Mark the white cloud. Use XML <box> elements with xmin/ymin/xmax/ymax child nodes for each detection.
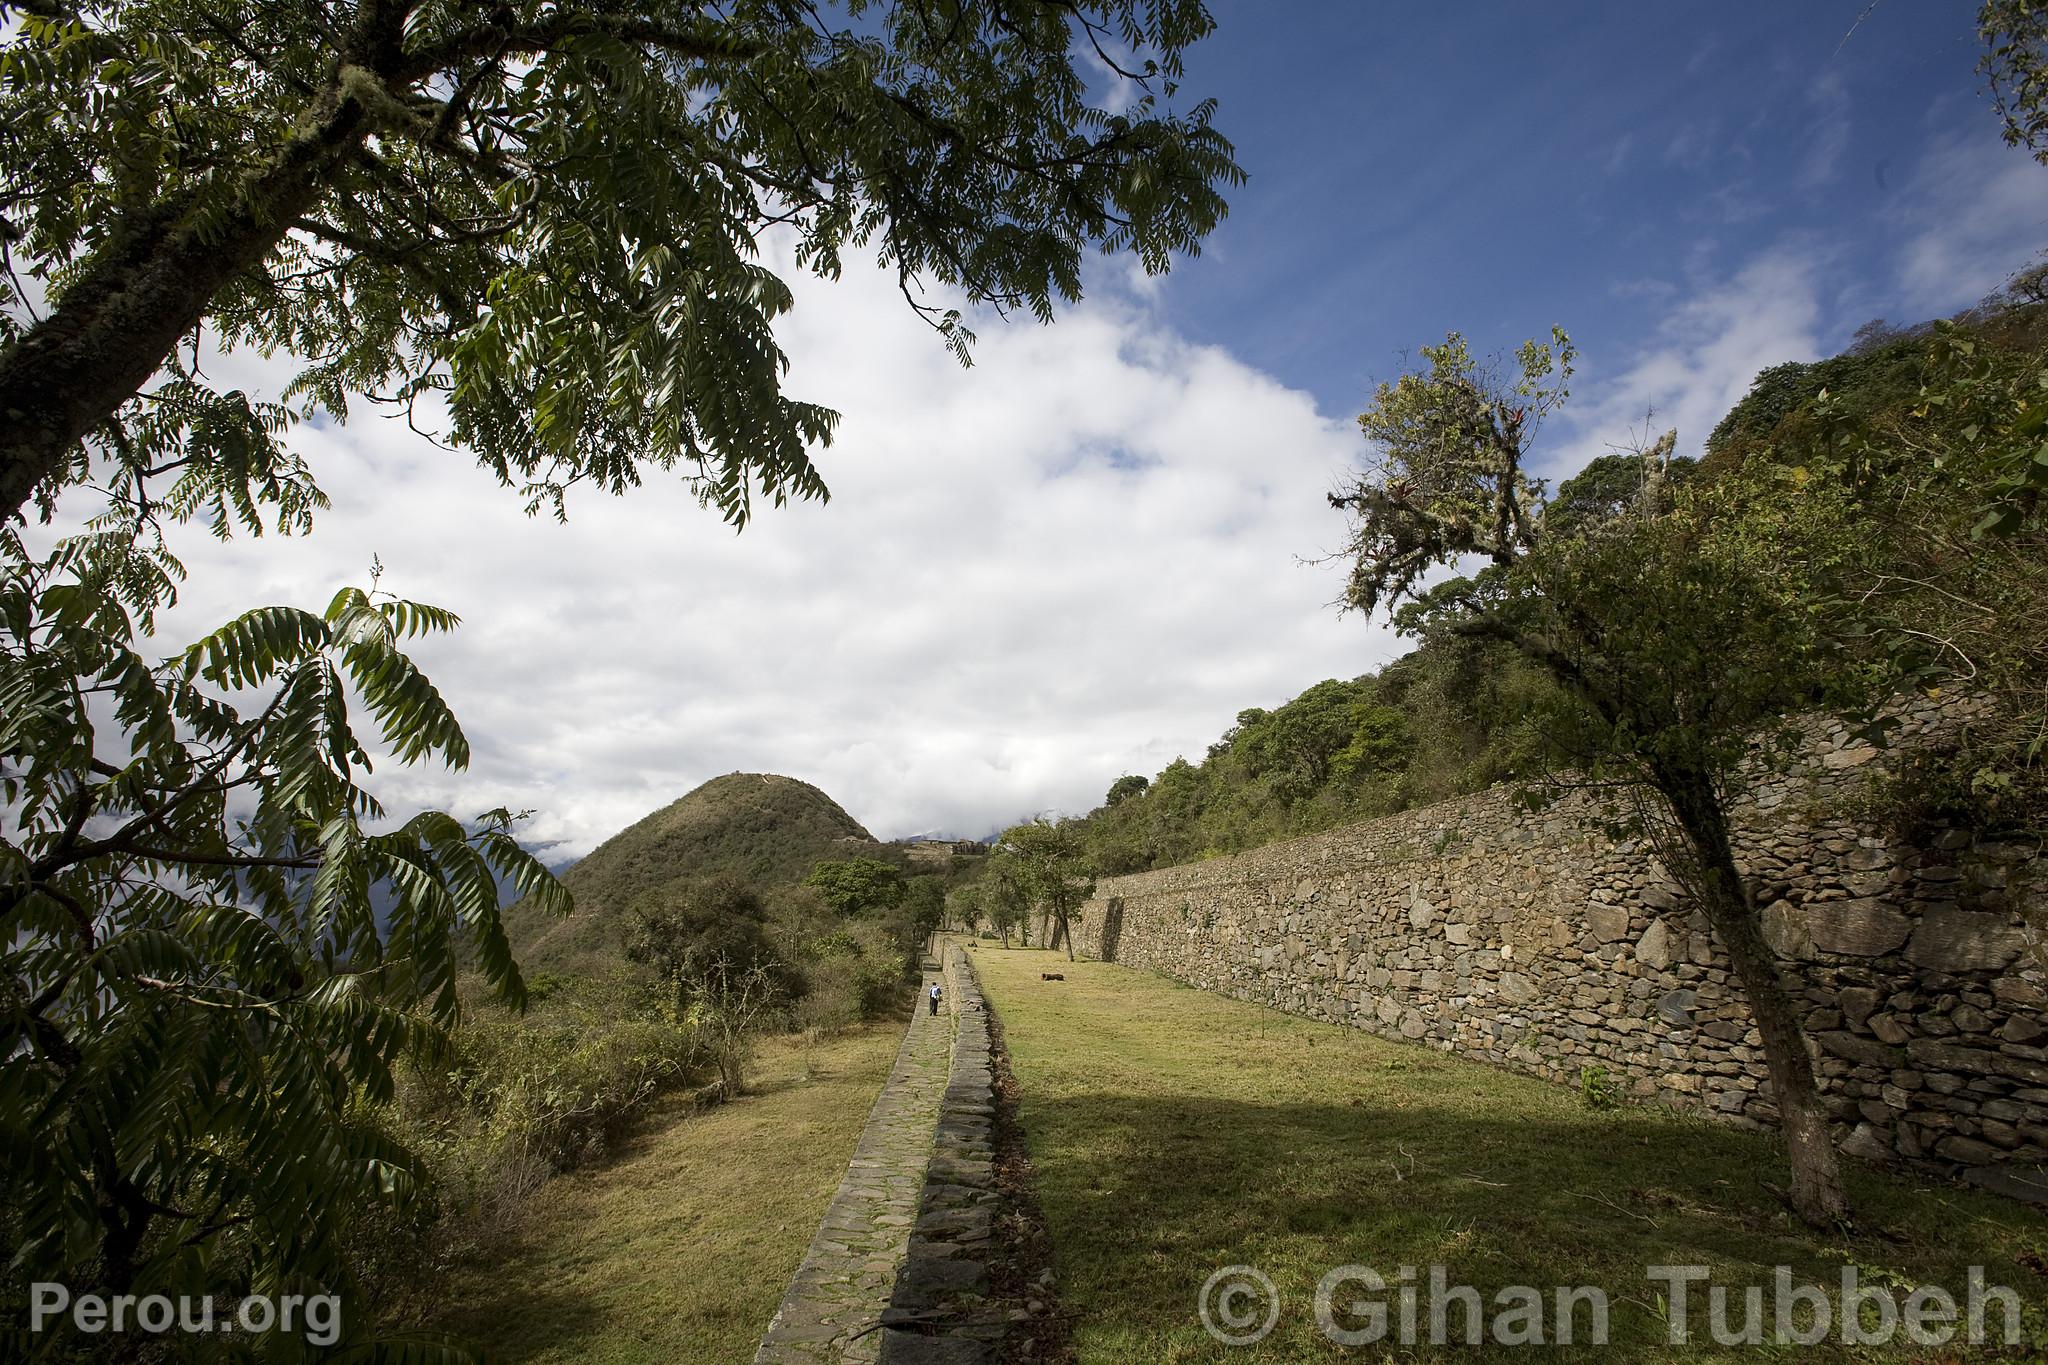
<box><xmin>37</xmin><ymin>251</ymin><xmax>1396</xmax><ymax>858</ymax></box>
<box><xmin>1800</xmin><ymin>70</ymin><xmax>1851</xmax><ymax>189</ymax></box>
<box><xmin>1893</xmin><ymin>128</ymin><xmax>2048</xmax><ymax>313</ymax></box>
<box><xmin>1602</xmin><ymin>133</ymin><xmax>1635</xmax><ymax>177</ymax></box>
<box><xmin>1563</xmin><ymin>248</ymin><xmax>1825</xmax><ymax>466</ymax></box>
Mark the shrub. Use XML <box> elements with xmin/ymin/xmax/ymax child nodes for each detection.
<box><xmin>384</xmin><ymin>989</ymin><xmax>705</xmax><ymax>1266</ymax></box>
<box><xmin>796</xmin><ymin>956</ymin><xmax>868</xmax><ymax>1035</ymax></box>
<box><xmin>803</xmin><ymin>919</ymin><xmax>910</xmax><ymax>1018</ymax></box>
<box><xmin>1579</xmin><ymin>1064</ymin><xmax>1621</xmax><ymax>1112</ymax></box>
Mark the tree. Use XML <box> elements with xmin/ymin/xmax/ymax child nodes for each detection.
<box><xmin>1790</xmin><ymin>311</ymin><xmax>2048</xmax><ymax>830</ymax></box>
<box><xmin>1104</xmin><ymin>773</ymin><xmax>1150</xmax><ymax>806</ymax></box>
<box><xmin>1329</xmin><ymin>328</ymin><xmax>1864</xmax><ymax>1227</ymax></box>
<box><xmin>1328</xmin><ymin>698</ymin><xmax>1410</xmax><ymax>788</ymax></box>
<box><xmin>0</xmin><ymin>0</ymin><xmax>1241</xmax><ymax>531</ymax></box>
<box><xmin>0</xmin><ymin>537</ymin><xmax>569</xmax><ymax>1341</ymax></box>
<box><xmin>0</xmin><ymin>3</ymin><xmax>1243</xmax><ymax>1345</ymax></box>
<box><xmin>948</xmin><ymin>883</ymin><xmax>984</xmax><ymax>936</ymax></box>
<box><xmin>1146</xmin><ymin>755</ymin><xmax>1211</xmax><ymax>866</ymax></box>
<box><xmin>1982</xmin><ymin>0</ymin><xmax>2048</xmax><ymax>164</ymax></box>
<box><xmin>1081</xmin><ymin>783</ymin><xmax>1153</xmax><ymax>876</ymax></box>
<box><xmin>998</xmin><ymin>817</ymin><xmax>1095</xmax><ymax>962</ymax></box>
<box><xmin>983</xmin><ymin>851</ymin><xmax>1030</xmax><ymax>948</ymax></box>
<box><xmin>903</xmin><ymin>874</ymin><xmax>946</xmax><ymax>952</ymax></box>
<box><xmin>803</xmin><ymin>856</ymin><xmax>907</xmax><ymax>917</ymax></box>
<box><xmin>681</xmin><ymin>957</ymin><xmax>785</xmax><ymax>1099</ymax></box>
<box><xmin>1228</xmin><ymin>678</ymin><xmax>1369</xmax><ymax>803</ymax></box>
<box><xmin>625</xmin><ymin>873</ymin><xmax>782</xmax><ymax>1005</ymax></box>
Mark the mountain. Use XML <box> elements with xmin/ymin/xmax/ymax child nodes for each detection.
<box><xmin>503</xmin><ymin>772</ymin><xmax>883</xmax><ymax>980</ymax></box>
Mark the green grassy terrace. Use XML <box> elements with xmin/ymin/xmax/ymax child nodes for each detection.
<box><xmin>969</xmin><ymin>942</ymin><xmax>2047</xmax><ymax>1363</ymax></box>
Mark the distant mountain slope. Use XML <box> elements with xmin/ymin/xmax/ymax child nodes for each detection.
<box><xmin>505</xmin><ymin>772</ymin><xmax>882</xmax><ymax>979</ymax></box>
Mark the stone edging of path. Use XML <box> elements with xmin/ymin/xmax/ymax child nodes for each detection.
<box><xmin>754</xmin><ymin>958</ymin><xmax>955</xmax><ymax>1364</ymax></box>
<box><xmin>877</xmin><ymin>944</ymin><xmax>1003</xmax><ymax>1364</ymax></box>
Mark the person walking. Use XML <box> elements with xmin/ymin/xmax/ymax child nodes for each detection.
<box><xmin>928</xmin><ymin>981</ymin><xmax>943</xmax><ymax>1016</ymax></box>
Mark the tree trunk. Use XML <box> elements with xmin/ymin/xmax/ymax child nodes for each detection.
<box><xmin>1662</xmin><ymin>774</ymin><xmax>1849</xmax><ymax>1227</ymax></box>
<box><xmin>96</xmin><ymin>1169</ymin><xmax>155</xmax><ymax>1296</ymax></box>
<box><xmin>0</xmin><ymin>81</ymin><xmax>374</xmax><ymax>526</ymax></box>
<box><xmin>1058</xmin><ymin>911</ymin><xmax>1074</xmax><ymax>961</ymax></box>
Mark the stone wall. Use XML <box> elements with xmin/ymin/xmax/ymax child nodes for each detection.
<box><xmin>1072</xmin><ymin>713</ymin><xmax>2048</xmax><ymax>1201</ymax></box>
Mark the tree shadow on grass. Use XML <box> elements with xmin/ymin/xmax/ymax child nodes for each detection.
<box><xmin>1024</xmin><ymin>1091</ymin><xmax>2046</xmax><ymax>1362</ymax></box>
<box><xmin>422</xmin><ymin>1270</ymin><xmax>614</xmax><ymax>1364</ymax></box>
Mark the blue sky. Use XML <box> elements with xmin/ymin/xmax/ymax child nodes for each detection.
<box><xmin>44</xmin><ymin>2</ymin><xmax>2048</xmax><ymax>853</ymax></box>
<box><xmin>1145</xmin><ymin>2</ymin><xmax>2029</xmax><ymax>466</ymax></box>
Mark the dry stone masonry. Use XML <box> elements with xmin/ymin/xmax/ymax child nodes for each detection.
<box><xmin>877</xmin><ymin>945</ymin><xmax>1003</xmax><ymax>1364</ymax></box>
<box><xmin>754</xmin><ymin>958</ymin><xmax>954</xmax><ymax>1365</ymax></box>
<box><xmin>756</xmin><ymin>948</ymin><xmax>1003</xmax><ymax>1365</ymax></box>
<box><xmin>1073</xmin><ymin>712</ymin><xmax>2048</xmax><ymax>1202</ymax></box>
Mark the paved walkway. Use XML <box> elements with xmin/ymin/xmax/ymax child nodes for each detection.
<box><xmin>754</xmin><ymin>960</ymin><xmax>956</xmax><ymax>1364</ymax></box>
<box><xmin>875</xmin><ymin>945</ymin><xmax>1001</xmax><ymax>1364</ymax></box>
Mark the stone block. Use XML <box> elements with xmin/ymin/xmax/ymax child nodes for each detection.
<box><xmin>1656</xmin><ymin>989</ymin><xmax>1698</xmax><ymax>1027</ymax></box>
<box><xmin>1815</xmin><ymin>1030</ymin><xmax>1905</xmax><ymax>1069</ymax></box>
<box><xmin>1906</xmin><ymin>910</ymin><xmax>2026</xmax><ymax>974</ymax></box>
<box><xmin>1907</xmin><ymin>1039</ymin><xmax>2048</xmax><ymax>1085</ymax></box>
<box><xmin>1806</xmin><ymin>899</ymin><xmax>1911</xmax><ymax>957</ymax></box>
<box><xmin>1636</xmin><ymin>919</ymin><xmax>1672</xmax><ymax>970</ymax></box>
<box><xmin>2004</xmin><ymin>1015</ymin><xmax>2046</xmax><ymax>1046</ymax></box>
<box><xmin>1836</xmin><ymin>986</ymin><xmax>1880</xmax><ymax>1030</ymax></box>
<box><xmin>1994</xmin><ymin>978</ymin><xmax>2046</xmax><ymax>1007</ymax></box>
<box><xmin>1936</xmin><ymin>1136</ymin><xmax>2000</xmax><ymax>1166</ymax></box>
<box><xmin>1961</xmin><ymin>1164</ymin><xmax>2048</xmax><ymax>1205</ymax></box>
<box><xmin>1760</xmin><ymin>900</ymin><xmax>1813</xmax><ymax>959</ymax></box>
<box><xmin>878</xmin><ymin>1329</ymin><xmax>995</xmax><ymax>1364</ymax></box>
<box><xmin>1953</xmin><ymin>1003</ymin><xmax>1993</xmax><ymax>1033</ymax></box>
<box><xmin>1585</xmin><ymin>903</ymin><xmax>1631</xmax><ymax>943</ymax></box>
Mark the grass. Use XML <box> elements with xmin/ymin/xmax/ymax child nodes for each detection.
<box><xmin>417</xmin><ymin>1017</ymin><xmax>904</xmax><ymax>1363</ymax></box>
<box><xmin>968</xmin><ymin>942</ymin><xmax>2048</xmax><ymax>1363</ymax></box>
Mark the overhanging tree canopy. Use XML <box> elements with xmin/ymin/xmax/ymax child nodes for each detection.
<box><xmin>0</xmin><ymin>0</ymin><xmax>1242</xmax><ymax>530</ymax></box>
<box><xmin>0</xmin><ymin>2</ymin><xmax>1241</xmax><ymax>1345</ymax></box>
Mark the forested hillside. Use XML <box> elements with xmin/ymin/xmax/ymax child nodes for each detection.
<box><xmin>1072</xmin><ymin>267</ymin><xmax>2048</xmax><ymax>878</ymax></box>
<box><xmin>506</xmin><ymin>772</ymin><xmax>885</xmax><ymax>978</ymax></box>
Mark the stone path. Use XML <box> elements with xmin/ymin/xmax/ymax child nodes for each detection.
<box><xmin>875</xmin><ymin>945</ymin><xmax>1002</xmax><ymax>1364</ymax></box>
<box><xmin>754</xmin><ymin>958</ymin><xmax>956</xmax><ymax>1364</ymax></box>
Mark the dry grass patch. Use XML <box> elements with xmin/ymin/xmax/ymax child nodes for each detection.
<box><xmin>416</xmin><ymin>1017</ymin><xmax>903</xmax><ymax>1363</ymax></box>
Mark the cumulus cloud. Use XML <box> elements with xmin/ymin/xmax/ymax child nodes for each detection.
<box><xmin>43</xmin><ymin>250</ymin><xmax>1397</xmax><ymax>858</ymax></box>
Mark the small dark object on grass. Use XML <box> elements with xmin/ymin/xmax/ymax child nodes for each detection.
<box><xmin>1041</xmin><ymin>972</ymin><xmax>1065</xmax><ymax>981</ymax></box>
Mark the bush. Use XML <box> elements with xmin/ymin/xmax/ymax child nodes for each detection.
<box><xmin>801</xmin><ymin>919</ymin><xmax>910</xmax><ymax>1019</ymax></box>
<box><xmin>1579</xmin><ymin>1064</ymin><xmax>1621</xmax><ymax>1112</ymax></box>
<box><xmin>381</xmin><ymin>986</ymin><xmax>705</xmax><ymax>1268</ymax></box>
<box><xmin>796</xmin><ymin>956</ymin><xmax>868</xmax><ymax>1035</ymax></box>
